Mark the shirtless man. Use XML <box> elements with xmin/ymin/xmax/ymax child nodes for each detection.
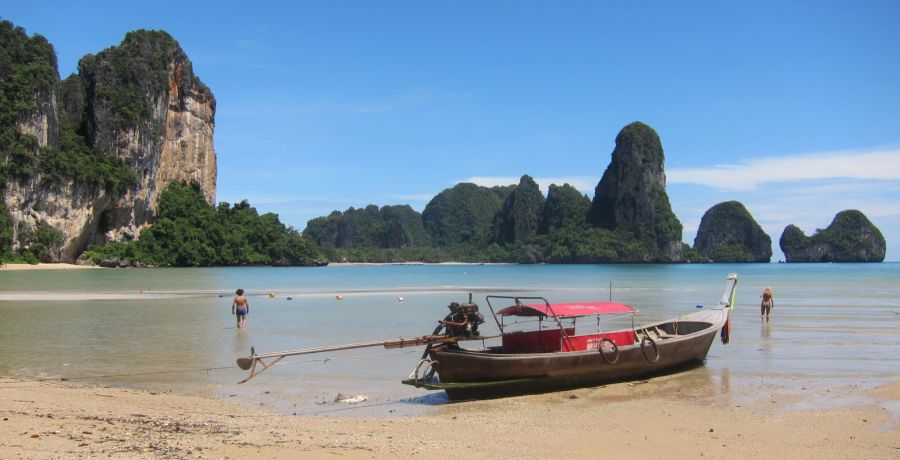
<box><xmin>232</xmin><ymin>288</ymin><xmax>250</xmax><ymax>329</ymax></box>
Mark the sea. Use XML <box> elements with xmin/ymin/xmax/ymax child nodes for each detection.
<box><xmin>1</xmin><ymin>263</ymin><xmax>898</xmax><ymax>417</ymax></box>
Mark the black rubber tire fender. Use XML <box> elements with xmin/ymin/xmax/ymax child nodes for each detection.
<box><xmin>640</xmin><ymin>336</ymin><xmax>660</xmax><ymax>363</ymax></box>
<box><xmin>598</xmin><ymin>338</ymin><xmax>620</xmax><ymax>365</ymax></box>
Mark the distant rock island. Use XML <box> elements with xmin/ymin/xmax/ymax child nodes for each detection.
<box><xmin>304</xmin><ymin>122</ymin><xmax>890</xmax><ymax>264</ymax></box>
<box><xmin>694</xmin><ymin>201</ymin><xmax>772</xmax><ymax>262</ymax></box>
<box><xmin>779</xmin><ymin>210</ymin><xmax>886</xmax><ymax>262</ymax></box>
<box><xmin>306</xmin><ymin>122</ymin><xmax>686</xmax><ymax>263</ymax></box>
<box><xmin>587</xmin><ymin>122</ymin><xmax>683</xmax><ymax>261</ymax></box>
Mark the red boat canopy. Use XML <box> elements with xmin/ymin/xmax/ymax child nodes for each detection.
<box><xmin>497</xmin><ymin>302</ymin><xmax>635</xmax><ymax>318</ymax></box>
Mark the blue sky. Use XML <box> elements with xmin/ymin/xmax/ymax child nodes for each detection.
<box><xmin>5</xmin><ymin>1</ymin><xmax>900</xmax><ymax>260</ymax></box>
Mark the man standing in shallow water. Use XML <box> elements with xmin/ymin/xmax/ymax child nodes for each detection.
<box><xmin>232</xmin><ymin>289</ymin><xmax>250</xmax><ymax>329</ymax></box>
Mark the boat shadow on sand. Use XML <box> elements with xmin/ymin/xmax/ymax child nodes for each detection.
<box><xmin>294</xmin><ymin>362</ymin><xmax>723</xmax><ymax>417</ymax></box>
<box><xmin>401</xmin><ymin>359</ymin><xmax>712</xmax><ymax>403</ymax></box>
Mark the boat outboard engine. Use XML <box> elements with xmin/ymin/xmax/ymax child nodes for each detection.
<box><xmin>439</xmin><ymin>301</ymin><xmax>485</xmax><ymax>338</ymax></box>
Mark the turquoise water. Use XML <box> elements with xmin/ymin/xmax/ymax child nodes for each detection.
<box><xmin>1</xmin><ymin>263</ymin><xmax>898</xmax><ymax>415</ymax></box>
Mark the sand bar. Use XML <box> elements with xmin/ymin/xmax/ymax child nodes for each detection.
<box><xmin>1</xmin><ymin>263</ymin><xmax>100</xmax><ymax>271</ymax></box>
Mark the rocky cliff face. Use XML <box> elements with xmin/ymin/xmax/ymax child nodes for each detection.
<box><xmin>694</xmin><ymin>201</ymin><xmax>772</xmax><ymax>262</ymax></box>
<box><xmin>78</xmin><ymin>30</ymin><xmax>216</xmax><ymax>241</ymax></box>
<box><xmin>588</xmin><ymin>122</ymin><xmax>683</xmax><ymax>261</ymax></box>
<box><xmin>2</xmin><ymin>28</ymin><xmax>216</xmax><ymax>262</ymax></box>
<box><xmin>779</xmin><ymin>210</ymin><xmax>886</xmax><ymax>262</ymax></box>
<box><xmin>15</xmin><ymin>86</ymin><xmax>59</xmax><ymax>151</ymax></box>
<box><xmin>492</xmin><ymin>175</ymin><xmax>545</xmax><ymax>246</ymax></box>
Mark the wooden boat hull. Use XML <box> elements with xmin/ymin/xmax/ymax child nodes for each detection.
<box><xmin>421</xmin><ymin>308</ymin><xmax>726</xmax><ymax>400</ymax></box>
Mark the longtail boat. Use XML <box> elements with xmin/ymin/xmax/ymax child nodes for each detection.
<box><xmin>238</xmin><ymin>274</ymin><xmax>737</xmax><ymax>400</ymax></box>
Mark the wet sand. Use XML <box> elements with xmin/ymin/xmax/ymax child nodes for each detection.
<box><xmin>1</xmin><ymin>376</ymin><xmax>897</xmax><ymax>459</ymax></box>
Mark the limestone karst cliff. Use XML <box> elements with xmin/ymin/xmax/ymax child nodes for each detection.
<box><xmin>492</xmin><ymin>175</ymin><xmax>545</xmax><ymax>247</ymax></box>
<box><xmin>1</xmin><ymin>22</ymin><xmax>216</xmax><ymax>262</ymax></box>
<box><xmin>693</xmin><ymin>201</ymin><xmax>772</xmax><ymax>262</ymax></box>
<box><xmin>304</xmin><ymin>122</ymin><xmax>687</xmax><ymax>263</ymax></box>
<box><xmin>779</xmin><ymin>210</ymin><xmax>886</xmax><ymax>262</ymax></box>
<box><xmin>587</xmin><ymin>122</ymin><xmax>683</xmax><ymax>261</ymax></box>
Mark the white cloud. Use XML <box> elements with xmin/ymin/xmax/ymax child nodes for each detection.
<box><xmin>668</xmin><ymin>147</ymin><xmax>900</xmax><ymax>190</ymax></box>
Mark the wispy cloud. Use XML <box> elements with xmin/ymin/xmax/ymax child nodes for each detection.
<box><xmin>668</xmin><ymin>147</ymin><xmax>900</xmax><ymax>190</ymax></box>
<box><xmin>459</xmin><ymin>176</ymin><xmax>596</xmax><ymax>195</ymax></box>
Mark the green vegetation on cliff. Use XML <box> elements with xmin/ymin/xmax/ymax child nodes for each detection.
<box><xmin>39</xmin><ymin>114</ymin><xmax>136</xmax><ymax>193</ymax></box>
<box><xmin>83</xmin><ymin>182</ymin><xmax>324</xmax><ymax>267</ymax></box>
<box><xmin>587</xmin><ymin>122</ymin><xmax>683</xmax><ymax>261</ymax></box>
<box><xmin>422</xmin><ymin>182</ymin><xmax>513</xmax><ymax>247</ymax></box>
<box><xmin>1</xmin><ymin>21</ymin><xmax>135</xmax><ymax>261</ymax></box>
<box><xmin>305</xmin><ymin>204</ymin><xmax>430</xmax><ymax>250</ymax></box>
<box><xmin>693</xmin><ymin>201</ymin><xmax>772</xmax><ymax>263</ymax></box>
<box><xmin>77</xmin><ymin>29</ymin><xmax>199</xmax><ymax>127</ymax></box>
<box><xmin>0</xmin><ymin>20</ymin><xmax>57</xmax><ymax>183</ymax></box>
<box><xmin>305</xmin><ymin>171</ymin><xmax>689</xmax><ymax>264</ymax></box>
<box><xmin>493</xmin><ymin>175</ymin><xmax>545</xmax><ymax>246</ymax></box>
<box><xmin>540</xmin><ymin>183</ymin><xmax>590</xmax><ymax>234</ymax></box>
<box><xmin>0</xmin><ymin>199</ymin><xmax>12</xmax><ymax>260</ymax></box>
<box><xmin>303</xmin><ymin>121</ymin><xmax>693</xmax><ymax>264</ymax></box>
<box><xmin>779</xmin><ymin>210</ymin><xmax>886</xmax><ymax>262</ymax></box>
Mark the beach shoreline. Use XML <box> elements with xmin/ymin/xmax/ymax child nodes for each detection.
<box><xmin>0</xmin><ymin>261</ymin><xmax>506</xmax><ymax>270</ymax></box>
<box><xmin>1</xmin><ymin>262</ymin><xmax>100</xmax><ymax>271</ymax></box>
<box><xmin>1</xmin><ymin>376</ymin><xmax>896</xmax><ymax>459</ymax></box>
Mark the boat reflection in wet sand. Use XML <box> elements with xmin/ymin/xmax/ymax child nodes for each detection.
<box><xmin>238</xmin><ymin>274</ymin><xmax>737</xmax><ymax>401</ymax></box>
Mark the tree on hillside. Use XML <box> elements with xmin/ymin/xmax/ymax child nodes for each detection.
<box><xmin>539</xmin><ymin>183</ymin><xmax>590</xmax><ymax>234</ymax></box>
<box><xmin>303</xmin><ymin>204</ymin><xmax>430</xmax><ymax>249</ymax></box>
<box><xmin>83</xmin><ymin>182</ymin><xmax>324</xmax><ymax>266</ymax></box>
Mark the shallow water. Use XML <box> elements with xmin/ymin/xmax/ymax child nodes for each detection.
<box><xmin>1</xmin><ymin>263</ymin><xmax>898</xmax><ymax>417</ymax></box>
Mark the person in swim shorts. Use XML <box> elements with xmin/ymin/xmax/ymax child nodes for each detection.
<box><xmin>232</xmin><ymin>288</ymin><xmax>250</xmax><ymax>329</ymax></box>
<box><xmin>760</xmin><ymin>286</ymin><xmax>774</xmax><ymax>323</ymax></box>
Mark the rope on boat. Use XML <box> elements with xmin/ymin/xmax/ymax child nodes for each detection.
<box><xmin>408</xmin><ymin>358</ymin><xmax>438</xmax><ymax>383</ymax></box>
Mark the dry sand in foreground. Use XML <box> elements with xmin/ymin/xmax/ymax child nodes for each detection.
<box><xmin>1</xmin><ymin>376</ymin><xmax>897</xmax><ymax>459</ymax></box>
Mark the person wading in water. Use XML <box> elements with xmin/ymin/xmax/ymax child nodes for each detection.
<box><xmin>232</xmin><ymin>288</ymin><xmax>250</xmax><ymax>329</ymax></box>
<box><xmin>760</xmin><ymin>286</ymin><xmax>774</xmax><ymax>323</ymax></box>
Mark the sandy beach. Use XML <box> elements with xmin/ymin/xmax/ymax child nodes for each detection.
<box><xmin>1</xmin><ymin>375</ymin><xmax>897</xmax><ymax>459</ymax></box>
<box><xmin>1</xmin><ymin>263</ymin><xmax>100</xmax><ymax>271</ymax></box>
